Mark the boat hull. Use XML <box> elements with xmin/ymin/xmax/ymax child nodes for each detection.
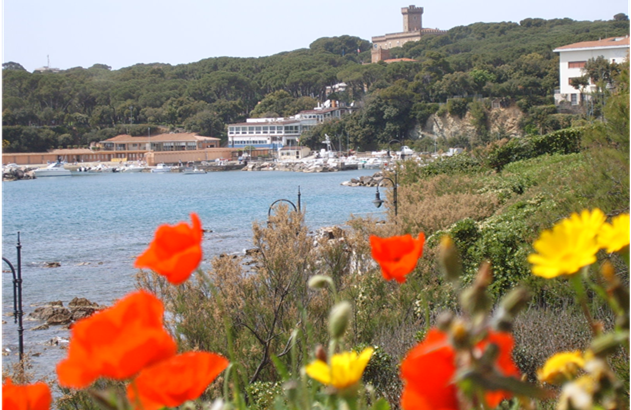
<box><xmin>34</xmin><ymin>170</ymin><xmax>72</xmax><ymax>177</ymax></box>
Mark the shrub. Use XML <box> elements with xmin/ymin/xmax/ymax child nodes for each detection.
<box><xmin>446</xmin><ymin>98</ymin><xmax>468</xmax><ymax>118</ymax></box>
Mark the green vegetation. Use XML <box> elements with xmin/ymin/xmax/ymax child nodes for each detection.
<box><xmin>125</xmin><ymin>63</ymin><xmax>631</xmax><ymax>409</ymax></box>
<box><xmin>2</xmin><ymin>17</ymin><xmax>628</xmax><ymax>152</ymax></box>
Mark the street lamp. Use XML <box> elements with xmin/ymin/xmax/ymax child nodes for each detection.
<box><xmin>372</xmin><ymin>176</ymin><xmax>398</xmax><ymax>217</ymax></box>
<box><xmin>268</xmin><ymin>186</ymin><xmax>302</xmax><ymax>219</ymax></box>
<box><xmin>3</xmin><ymin>233</ymin><xmax>24</xmax><ymax>363</ymax></box>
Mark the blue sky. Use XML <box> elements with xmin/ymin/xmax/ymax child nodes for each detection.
<box><xmin>2</xmin><ymin>0</ymin><xmax>629</xmax><ymax>72</ymax></box>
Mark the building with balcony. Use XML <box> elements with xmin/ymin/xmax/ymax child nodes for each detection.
<box><xmin>227</xmin><ymin>102</ymin><xmax>352</xmax><ymax>149</ymax></box>
<box><xmin>553</xmin><ymin>36</ymin><xmax>630</xmax><ymax>105</ymax></box>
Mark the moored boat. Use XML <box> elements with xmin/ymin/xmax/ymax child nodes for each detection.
<box><xmin>183</xmin><ymin>167</ymin><xmax>207</xmax><ymax>175</ymax></box>
<box><xmin>150</xmin><ymin>163</ymin><xmax>172</xmax><ymax>173</ymax></box>
<box><xmin>34</xmin><ymin>161</ymin><xmax>72</xmax><ymax>177</ymax></box>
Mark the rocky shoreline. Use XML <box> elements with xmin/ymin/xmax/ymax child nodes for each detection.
<box><xmin>26</xmin><ymin>297</ymin><xmax>106</xmax><ymax>330</ymax></box>
<box><xmin>340</xmin><ymin>171</ymin><xmax>385</xmax><ymax>187</ymax></box>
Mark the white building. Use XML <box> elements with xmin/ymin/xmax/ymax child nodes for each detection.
<box><xmin>553</xmin><ymin>36</ymin><xmax>629</xmax><ymax>105</ymax></box>
<box><xmin>227</xmin><ymin>102</ymin><xmax>351</xmax><ymax>149</ymax></box>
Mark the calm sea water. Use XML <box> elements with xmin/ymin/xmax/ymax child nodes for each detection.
<box><xmin>2</xmin><ymin>169</ymin><xmax>382</xmax><ymax>380</ymax></box>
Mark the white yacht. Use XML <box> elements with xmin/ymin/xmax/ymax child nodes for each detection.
<box><xmin>151</xmin><ymin>163</ymin><xmax>172</xmax><ymax>173</ymax></box>
<box><xmin>183</xmin><ymin>167</ymin><xmax>207</xmax><ymax>175</ymax></box>
<box><xmin>34</xmin><ymin>161</ymin><xmax>72</xmax><ymax>177</ymax></box>
<box><xmin>121</xmin><ymin>163</ymin><xmax>147</xmax><ymax>173</ymax></box>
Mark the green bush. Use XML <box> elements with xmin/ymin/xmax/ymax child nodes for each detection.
<box><xmin>446</xmin><ymin>98</ymin><xmax>468</xmax><ymax>118</ymax></box>
<box><xmin>486</xmin><ymin>127</ymin><xmax>583</xmax><ymax>171</ymax></box>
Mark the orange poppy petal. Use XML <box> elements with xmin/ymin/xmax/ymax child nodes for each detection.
<box><xmin>57</xmin><ymin>291</ymin><xmax>177</xmax><ymax>388</ymax></box>
<box><xmin>477</xmin><ymin>331</ymin><xmax>521</xmax><ymax>407</ymax></box>
<box><xmin>371</xmin><ymin>233</ymin><xmax>425</xmax><ymax>283</ymax></box>
<box><xmin>135</xmin><ymin>213</ymin><xmax>203</xmax><ymax>285</ymax></box>
<box><xmin>3</xmin><ymin>379</ymin><xmax>52</xmax><ymax>410</ymax></box>
<box><xmin>127</xmin><ymin>352</ymin><xmax>229</xmax><ymax>410</ymax></box>
<box><xmin>400</xmin><ymin>329</ymin><xmax>459</xmax><ymax>410</ymax></box>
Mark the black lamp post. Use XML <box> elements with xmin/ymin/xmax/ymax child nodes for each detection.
<box><xmin>3</xmin><ymin>232</ymin><xmax>24</xmax><ymax>363</ymax></box>
<box><xmin>268</xmin><ymin>186</ymin><xmax>301</xmax><ymax>219</ymax></box>
<box><xmin>373</xmin><ymin>176</ymin><xmax>398</xmax><ymax>217</ymax></box>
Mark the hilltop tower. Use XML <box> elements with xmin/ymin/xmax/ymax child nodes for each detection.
<box><xmin>371</xmin><ymin>5</ymin><xmax>445</xmax><ymax>63</ymax></box>
<box><xmin>402</xmin><ymin>5</ymin><xmax>423</xmax><ymax>32</ymax></box>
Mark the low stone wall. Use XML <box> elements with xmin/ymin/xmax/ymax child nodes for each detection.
<box><xmin>243</xmin><ymin>160</ymin><xmax>360</xmax><ymax>173</ymax></box>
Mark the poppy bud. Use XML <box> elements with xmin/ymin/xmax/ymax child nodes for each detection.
<box><xmin>449</xmin><ymin>318</ymin><xmax>470</xmax><ymax>349</ymax></box>
<box><xmin>328</xmin><ymin>301</ymin><xmax>352</xmax><ymax>339</ymax></box>
<box><xmin>499</xmin><ymin>287</ymin><xmax>531</xmax><ymax>317</ymax></box>
<box><xmin>600</xmin><ymin>261</ymin><xmax>617</xmax><ymax>285</ymax></box>
<box><xmin>308</xmin><ymin>275</ymin><xmax>334</xmax><ymax>290</ymax></box>
<box><xmin>436</xmin><ymin>311</ymin><xmax>455</xmax><ymax>332</ymax></box>
<box><xmin>492</xmin><ymin>287</ymin><xmax>531</xmax><ymax>331</ymax></box>
<box><xmin>438</xmin><ymin>235</ymin><xmax>461</xmax><ymax>282</ymax></box>
<box><xmin>591</xmin><ymin>332</ymin><xmax>628</xmax><ymax>357</ymax></box>
<box><xmin>315</xmin><ymin>345</ymin><xmax>327</xmax><ymax>362</ymax></box>
<box><xmin>460</xmin><ymin>262</ymin><xmax>492</xmax><ymax>316</ymax></box>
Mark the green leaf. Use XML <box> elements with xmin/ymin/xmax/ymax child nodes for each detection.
<box><xmin>271</xmin><ymin>354</ymin><xmax>290</xmax><ymax>380</ymax></box>
<box><xmin>371</xmin><ymin>398</ymin><xmax>390</xmax><ymax>410</ymax></box>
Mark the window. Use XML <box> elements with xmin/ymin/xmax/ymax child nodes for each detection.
<box><xmin>568</xmin><ymin>61</ymin><xmax>586</xmax><ymax>69</ymax></box>
<box><xmin>571</xmin><ymin>93</ymin><xmax>578</xmax><ymax>105</ymax></box>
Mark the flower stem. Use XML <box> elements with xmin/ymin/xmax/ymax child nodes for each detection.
<box><xmin>571</xmin><ymin>269</ymin><xmax>598</xmax><ymax>336</ymax></box>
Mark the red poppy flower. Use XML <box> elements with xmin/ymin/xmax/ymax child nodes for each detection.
<box><xmin>400</xmin><ymin>328</ymin><xmax>520</xmax><ymax>410</ymax></box>
<box><xmin>56</xmin><ymin>291</ymin><xmax>177</xmax><ymax>389</ymax></box>
<box><xmin>127</xmin><ymin>352</ymin><xmax>229</xmax><ymax>410</ymax></box>
<box><xmin>370</xmin><ymin>233</ymin><xmax>425</xmax><ymax>283</ymax></box>
<box><xmin>479</xmin><ymin>331</ymin><xmax>521</xmax><ymax>408</ymax></box>
<box><xmin>3</xmin><ymin>378</ymin><xmax>52</xmax><ymax>410</ymax></box>
<box><xmin>135</xmin><ymin>213</ymin><xmax>203</xmax><ymax>285</ymax></box>
<box><xmin>400</xmin><ymin>329</ymin><xmax>459</xmax><ymax>410</ymax></box>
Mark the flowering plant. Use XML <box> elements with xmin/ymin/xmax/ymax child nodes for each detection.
<box><xmin>3</xmin><ymin>208</ymin><xmax>628</xmax><ymax>410</ymax></box>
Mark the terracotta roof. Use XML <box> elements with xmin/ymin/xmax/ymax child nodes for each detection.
<box><xmin>50</xmin><ymin>148</ymin><xmax>95</xmax><ymax>154</ymax></box>
<box><xmin>102</xmin><ymin>133</ymin><xmax>220</xmax><ymax>143</ymax></box>
<box><xmin>554</xmin><ymin>36</ymin><xmax>630</xmax><ymax>52</ymax></box>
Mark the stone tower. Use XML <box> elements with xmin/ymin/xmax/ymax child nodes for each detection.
<box><xmin>402</xmin><ymin>5</ymin><xmax>423</xmax><ymax>32</ymax></box>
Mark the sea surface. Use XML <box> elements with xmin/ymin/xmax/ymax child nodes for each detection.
<box><xmin>1</xmin><ymin>169</ymin><xmax>383</xmax><ymax>381</ymax></box>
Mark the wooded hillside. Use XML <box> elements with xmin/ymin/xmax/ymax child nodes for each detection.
<box><xmin>2</xmin><ymin>17</ymin><xmax>628</xmax><ymax>153</ymax></box>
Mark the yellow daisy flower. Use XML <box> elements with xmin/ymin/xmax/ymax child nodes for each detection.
<box><xmin>598</xmin><ymin>213</ymin><xmax>630</xmax><ymax>253</ymax></box>
<box><xmin>305</xmin><ymin>347</ymin><xmax>374</xmax><ymax>389</ymax></box>
<box><xmin>537</xmin><ymin>351</ymin><xmax>585</xmax><ymax>385</ymax></box>
<box><xmin>528</xmin><ymin>209</ymin><xmax>605</xmax><ymax>278</ymax></box>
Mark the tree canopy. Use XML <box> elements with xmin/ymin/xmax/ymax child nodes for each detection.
<box><xmin>2</xmin><ymin>17</ymin><xmax>628</xmax><ymax>152</ymax></box>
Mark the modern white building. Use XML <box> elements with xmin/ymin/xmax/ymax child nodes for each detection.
<box><xmin>553</xmin><ymin>36</ymin><xmax>629</xmax><ymax>105</ymax></box>
<box><xmin>227</xmin><ymin>102</ymin><xmax>351</xmax><ymax>149</ymax></box>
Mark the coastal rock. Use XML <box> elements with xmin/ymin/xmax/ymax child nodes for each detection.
<box><xmin>68</xmin><ymin>297</ymin><xmax>98</xmax><ymax>308</ymax></box>
<box><xmin>44</xmin><ymin>262</ymin><xmax>61</xmax><ymax>268</ymax></box>
<box><xmin>68</xmin><ymin>297</ymin><xmax>102</xmax><ymax>320</ymax></box>
<box><xmin>317</xmin><ymin>226</ymin><xmax>345</xmax><ymax>241</ymax></box>
<box><xmin>29</xmin><ymin>305</ymin><xmax>72</xmax><ymax>325</ymax></box>
<box><xmin>46</xmin><ymin>311</ymin><xmax>73</xmax><ymax>326</ymax></box>
<box><xmin>71</xmin><ymin>307</ymin><xmax>97</xmax><ymax>321</ymax></box>
<box><xmin>2</xmin><ymin>167</ymin><xmax>36</xmax><ymax>181</ymax></box>
<box><xmin>30</xmin><ymin>324</ymin><xmax>49</xmax><ymax>331</ymax></box>
<box><xmin>245</xmin><ymin>248</ymin><xmax>260</xmax><ymax>257</ymax></box>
